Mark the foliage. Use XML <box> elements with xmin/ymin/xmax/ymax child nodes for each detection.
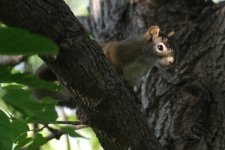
<box><xmin>0</xmin><ymin>109</ymin><xmax>13</xmax><ymax>150</ymax></box>
<box><xmin>0</xmin><ymin>1</ymin><xmax>102</xmax><ymax>148</ymax></box>
<box><xmin>0</xmin><ymin>65</ymin><xmax>61</xmax><ymax>91</ymax></box>
<box><xmin>0</xmin><ymin>26</ymin><xmax>89</xmax><ymax>150</ymax></box>
<box><xmin>0</xmin><ymin>27</ymin><xmax>58</xmax><ymax>55</ymax></box>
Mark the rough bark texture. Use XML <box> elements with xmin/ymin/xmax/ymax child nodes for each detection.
<box><xmin>84</xmin><ymin>0</ymin><xmax>225</xmax><ymax>149</ymax></box>
<box><xmin>0</xmin><ymin>0</ymin><xmax>162</xmax><ymax>150</ymax></box>
<box><xmin>0</xmin><ymin>0</ymin><xmax>225</xmax><ymax>150</ymax></box>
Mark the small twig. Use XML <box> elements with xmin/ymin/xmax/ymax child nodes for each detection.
<box><xmin>54</xmin><ymin>121</ymin><xmax>83</xmax><ymax>126</ymax></box>
<box><xmin>54</xmin><ymin>121</ymin><xmax>89</xmax><ymax>129</ymax></box>
<box><xmin>46</xmin><ymin>132</ymin><xmax>64</xmax><ymax>141</ymax></box>
<box><xmin>74</xmin><ymin>124</ymin><xmax>89</xmax><ymax>130</ymax></box>
<box><xmin>38</xmin><ymin>120</ymin><xmax>87</xmax><ymax>127</ymax></box>
<box><xmin>13</xmin><ymin>124</ymin><xmax>47</xmax><ymax>142</ymax></box>
<box><xmin>46</xmin><ymin>125</ymin><xmax>63</xmax><ymax>141</ymax></box>
<box><xmin>12</xmin><ymin>119</ymin><xmax>89</xmax><ymax>143</ymax></box>
<box><xmin>45</xmin><ymin>123</ymin><xmax>89</xmax><ymax>142</ymax></box>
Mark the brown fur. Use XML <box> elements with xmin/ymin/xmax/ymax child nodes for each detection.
<box><xmin>33</xmin><ymin>25</ymin><xmax>175</xmax><ymax>104</ymax></box>
<box><xmin>102</xmin><ymin>25</ymin><xmax>174</xmax><ymax>80</ymax></box>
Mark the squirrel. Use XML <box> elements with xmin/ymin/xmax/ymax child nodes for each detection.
<box><xmin>34</xmin><ymin>25</ymin><xmax>175</xmax><ymax>106</ymax></box>
<box><xmin>103</xmin><ymin>25</ymin><xmax>174</xmax><ymax>83</ymax></box>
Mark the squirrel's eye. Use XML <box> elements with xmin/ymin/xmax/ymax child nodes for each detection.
<box><xmin>156</xmin><ymin>43</ymin><xmax>165</xmax><ymax>52</ymax></box>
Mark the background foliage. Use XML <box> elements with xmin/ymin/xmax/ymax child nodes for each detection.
<box><xmin>0</xmin><ymin>0</ymin><xmax>102</xmax><ymax>150</ymax></box>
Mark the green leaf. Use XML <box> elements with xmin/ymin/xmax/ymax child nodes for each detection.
<box><xmin>12</xmin><ymin>119</ymin><xmax>29</xmax><ymax>141</ymax></box>
<box><xmin>0</xmin><ymin>109</ymin><xmax>13</xmax><ymax>150</ymax></box>
<box><xmin>61</xmin><ymin>126</ymin><xmax>87</xmax><ymax>139</ymax></box>
<box><xmin>0</xmin><ymin>65</ymin><xmax>11</xmax><ymax>80</ymax></box>
<box><xmin>27</xmin><ymin>133</ymin><xmax>47</xmax><ymax>150</ymax></box>
<box><xmin>14</xmin><ymin>137</ymin><xmax>32</xmax><ymax>150</ymax></box>
<box><xmin>11</xmin><ymin>119</ymin><xmax>33</xmax><ymax>150</ymax></box>
<box><xmin>0</xmin><ymin>65</ymin><xmax>61</xmax><ymax>91</ymax></box>
<box><xmin>0</xmin><ymin>27</ymin><xmax>58</xmax><ymax>55</ymax></box>
<box><xmin>2</xmin><ymin>86</ymin><xmax>58</xmax><ymax>123</ymax></box>
<box><xmin>31</xmin><ymin>97</ymin><xmax>58</xmax><ymax>122</ymax></box>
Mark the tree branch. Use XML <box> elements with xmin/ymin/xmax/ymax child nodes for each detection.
<box><xmin>54</xmin><ymin>121</ymin><xmax>83</xmax><ymax>126</ymax></box>
<box><xmin>0</xmin><ymin>0</ymin><xmax>162</xmax><ymax>149</ymax></box>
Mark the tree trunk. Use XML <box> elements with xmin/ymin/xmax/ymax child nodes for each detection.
<box><xmin>0</xmin><ymin>0</ymin><xmax>162</xmax><ymax>150</ymax></box>
<box><xmin>86</xmin><ymin>0</ymin><xmax>225</xmax><ymax>149</ymax></box>
<box><xmin>0</xmin><ymin>0</ymin><xmax>225</xmax><ymax>150</ymax></box>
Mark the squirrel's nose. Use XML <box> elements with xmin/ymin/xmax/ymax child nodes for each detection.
<box><xmin>167</xmin><ymin>57</ymin><xmax>174</xmax><ymax>65</ymax></box>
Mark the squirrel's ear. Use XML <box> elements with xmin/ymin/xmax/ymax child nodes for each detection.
<box><xmin>148</xmin><ymin>25</ymin><xmax>160</xmax><ymax>39</ymax></box>
<box><xmin>168</xmin><ymin>31</ymin><xmax>175</xmax><ymax>37</ymax></box>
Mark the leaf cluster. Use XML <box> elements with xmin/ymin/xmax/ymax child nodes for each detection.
<box><xmin>0</xmin><ymin>27</ymin><xmax>85</xmax><ymax>150</ymax></box>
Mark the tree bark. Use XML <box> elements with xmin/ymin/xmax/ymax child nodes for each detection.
<box><xmin>1</xmin><ymin>0</ymin><xmax>225</xmax><ymax>150</ymax></box>
<box><xmin>85</xmin><ymin>0</ymin><xmax>225</xmax><ymax>149</ymax></box>
<box><xmin>0</xmin><ymin>0</ymin><xmax>162</xmax><ymax>150</ymax></box>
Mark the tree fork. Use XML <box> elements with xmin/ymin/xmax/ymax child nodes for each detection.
<box><xmin>0</xmin><ymin>0</ymin><xmax>163</xmax><ymax>149</ymax></box>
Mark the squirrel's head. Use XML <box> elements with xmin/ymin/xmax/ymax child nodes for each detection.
<box><xmin>144</xmin><ymin>25</ymin><xmax>175</xmax><ymax>67</ymax></box>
